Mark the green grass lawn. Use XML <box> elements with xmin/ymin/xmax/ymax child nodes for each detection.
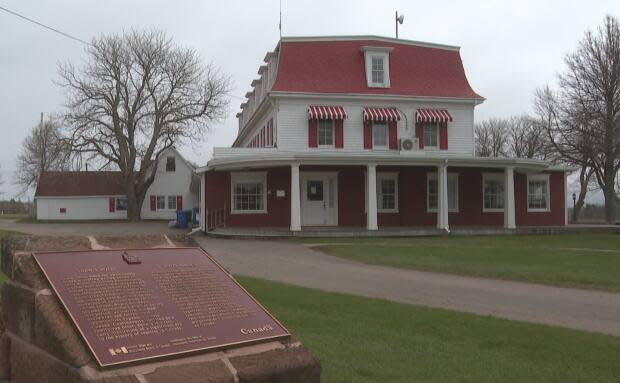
<box><xmin>239</xmin><ymin>276</ymin><xmax>620</xmax><ymax>383</ymax></box>
<box><xmin>0</xmin><ymin>229</ymin><xmax>21</xmax><ymax>284</ymax></box>
<box><xmin>0</xmin><ymin>214</ymin><xmax>29</xmax><ymax>221</ymax></box>
<box><xmin>299</xmin><ymin>234</ymin><xmax>620</xmax><ymax>291</ymax></box>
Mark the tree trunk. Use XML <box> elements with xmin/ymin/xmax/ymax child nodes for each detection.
<box><xmin>602</xmin><ymin>173</ymin><xmax>617</xmax><ymax>224</ymax></box>
<box><xmin>573</xmin><ymin>166</ymin><xmax>594</xmax><ymax>222</ymax></box>
<box><xmin>125</xmin><ymin>174</ymin><xmax>141</xmax><ymax>222</ymax></box>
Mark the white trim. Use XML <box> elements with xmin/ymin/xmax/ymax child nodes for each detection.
<box><xmin>423</xmin><ymin>122</ymin><xmax>440</xmax><ymax>149</ymax></box>
<box><xmin>427</xmin><ymin>172</ymin><xmax>459</xmax><ymax>213</ymax></box>
<box><xmin>377</xmin><ymin>172</ymin><xmax>399</xmax><ymax>213</ymax></box>
<box><xmin>290</xmin><ymin>164</ymin><xmax>301</xmax><ymax>231</ymax></box>
<box><xmin>482</xmin><ymin>172</ymin><xmax>505</xmax><ymax>213</ymax></box>
<box><xmin>269</xmin><ymin>91</ymin><xmax>485</xmax><ymax>104</ymax></box>
<box><xmin>527</xmin><ymin>173</ymin><xmax>551</xmax><ymax>212</ymax></box>
<box><xmin>35</xmin><ymin>195</ymin><xmax>126</xmax><ymax>199</ymax></box>
<box><xmin>372</xmin><ymin>120</ymin><xmax>389</xmax><ymax>149</ymax></box>
<box><xmin>366</xmin><ymin>164</ymin><xmax>378</xmax><ymax>230</ymax></box>
<box><xmin>281</xmin><ymin>35</ymin><xmax>461</xmax><ymax>51</ymax></box>
<box><xmin>317</xmin><ymin>119</ymin><xmax>335</xmax><ymax>148</ymax></box>
<box><xmin>196</xmin><ymin>152</ymin><xmax>554</xmax><ymax>173</ymax></box>
<box><xmin>230</xmin><ymin>171</ymin><xmax>268</xmax><ymax>214</ymax></box>
<box><xmin>365</xmin><ymin>51</ymin><xmax>390</xmax><ymax>88</ymax></box>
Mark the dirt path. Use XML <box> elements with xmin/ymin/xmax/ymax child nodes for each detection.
<box><xmin>195</xmin><ymin>236</ymin><xmax>620</xmax><ymax>337</ymax></box>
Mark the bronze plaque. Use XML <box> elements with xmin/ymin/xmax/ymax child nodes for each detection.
<box><xmin>33</xmin><ymin>247</ymin><xmax>289</xmax><ymax>367</ymax></box>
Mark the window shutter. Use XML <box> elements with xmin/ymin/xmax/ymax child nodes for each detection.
<box><xmin>439</xmin><ymin>122</ymin><xmax>448</xmax><ymax>150</ymax></box>
<box><xmin>363</xmin><ymin>120</ymin><xmax>373</xmax><ymax>149</ymax></box>
<box><xmin>308</xmin><ymin>119</ymin><xmax>318</xmax><ymax>148</ymax></box>
<box><xmin>335</xmin><ymin>119</ymin><xmax>344</xmax><ymax>148</ymax></box>
<box><xmin>177</xmin><ymin>195</ymin><xmax>183</xmax><ymax>211</ymax></box>
<box><xmin>109</xmin><ymin>197</ymin><xmax>115</xmax><ymax>213</ymax></box>
<box><xmin>150</xmin><ymin>195</ymin><xmax>156</xmax><ymax>211</ymax></box>
<box><xmin>416</xmin><ymin>122</ymin><xmax>425</xmax><ymax>149</ymax></box>
<box><xmin>388</xmin><ymin>120</ymin><xmax>398</xmax><ymax>149</ymax></box>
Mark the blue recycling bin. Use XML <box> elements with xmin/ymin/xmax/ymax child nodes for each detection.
<box><xmin>192</xmin><ymin>207</ymin><xmax>200</xmax><ymax>226</ymax></box>
<box><xmin>177</xmin><ymin>210</ymin><xmax>188</xmax><ymax>228</ymax></box>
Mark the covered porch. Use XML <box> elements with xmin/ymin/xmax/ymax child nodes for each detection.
<box><xmin>198</xmin><ymin>152</ymin><xmax>569</xmax><ymax>235</ymax></box>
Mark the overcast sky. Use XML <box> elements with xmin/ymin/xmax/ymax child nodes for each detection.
<box><xmin>0</xmin><ymin>0</ymin><xmax>618</xmax><ymax>200</ymax></box>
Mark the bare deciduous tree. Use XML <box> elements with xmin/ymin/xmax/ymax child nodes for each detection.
<box><xmin>475</xmin><ymin>118</ymin><xmax>509</xmax><ymax>157</ymax></box>
<box><xmin>534</xmin><ymin>16</ymin><xmax>620</xmax><ymax>223</ymax></box>
<box><xmin>58</xmin><ymin>30</ymin><xmax>231</xmax><ymax>220</ymax></box>
<box><xmin>508</xmin><ymin>115</ymin><xmax>550</xmax><ymax>160</ymax></box>
<box><xmin>14</xmin><ymin>115</ymin><xmax>72</xmax><ymax>193</ymax></box>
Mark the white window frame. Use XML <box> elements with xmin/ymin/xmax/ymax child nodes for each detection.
<box><xmin>364</xmin><ymin>50</ymin><xmax>391</xmax><ymax>88</ymax></box>
<box><xmin>423</xmin><ymin>123</ymin><xmax>439</xmax><ymax>148</ymax></box>
<box><xmin>167</xmin><ymin>195</ymin><xmax>177</xmax><ymax>211</ymax></box>
<box><xmin>527</xmin><ymin>174</ymin><xmax>551</xmax><ymax>212</ymax></box>
<box><xmin>377</xmin><ymin>172</ymin><xmax>399</xmax><ymax>213</ymax></box>
<box><xmin>231</xmin><ymin>172</ymin><xmax>267</xmax><ymax>214</ymax></box>
<box><xmin>372</xmin><ymin>121</ymin><xmax>388</xmax><ymax>149</ymax></box>
<box><xmin>317</xmin><ymin>119</ymin><xmax>335</xmax><ymax>148</ymax></box>
<box><xmin>156</xmin><ymin>195</ymin><xmax>166</xmax><ymax>211</ymax></box>
<box><xmin>427</xmin><ymin>172</ymin><xmax>459</xmax><ymax>213</ymax></box>
<box><xmin>482</xmin><ymin>173</ymin><xmax>505</xmax><ymax>212</ymax></box>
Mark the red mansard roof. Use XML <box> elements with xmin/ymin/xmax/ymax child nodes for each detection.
<box><xmin>271</xmin><ymin>36</ymin><xmax>482</xmax><ymax>99</ymax></box>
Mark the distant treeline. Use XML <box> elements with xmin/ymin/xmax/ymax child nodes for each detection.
<box><xmin>0</xmin><ymin>199</ymin><xmax>32</xmax><ymax>215</ymax></box>
<box><xmin>568</xmin><ymin>204</ymin><xmax>620</xmax><ymax>224</ymax></box>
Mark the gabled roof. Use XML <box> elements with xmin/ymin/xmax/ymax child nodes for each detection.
<box><xmin>35</xmin><ymin>171</ymin><xmax>125</xmax><ymax>197</ymax></box>
<box><xmin>271</xmin><ymin>36</ymin><xmax>483</xmax><ymax>100</ymax></box>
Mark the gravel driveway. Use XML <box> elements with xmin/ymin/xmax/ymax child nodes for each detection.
<box><xmin>195</xmin><ymin>236</ymin><xmax>620</xmax><ymax>337</ymax></box>
<box><xmin>0</xmin><ymin>219</ymin><xmax>187</xmax><ymax>236</ymax></box>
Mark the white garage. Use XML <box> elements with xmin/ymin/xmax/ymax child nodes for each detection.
<box><xmin>35</xmin><ymin>148</ymin><xmax>198</xmax><ymax>221</ymax></box>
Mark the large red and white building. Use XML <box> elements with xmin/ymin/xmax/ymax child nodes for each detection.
<box><xmin>197</xmin><ymin>36</ymin><xmax>569</xmax><ymax>233</ymax></box>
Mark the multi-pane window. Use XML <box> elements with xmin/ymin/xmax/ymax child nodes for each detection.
<box><xmin>424</xmin><ymin>123</ymin><xmax>439</xmax><ymax>147</ymax></box>
<box><xmin>231</xmin><ymin>173</ymin><xmax>267</xmax><ymax>213</ymax></box>
<box><xmin>483</xmin><ymin>174</ymin><xmax>504</xmax><ymax>211</ymax></box>
<box><xmin>528</xmin><ymin>175</ymin><xmax>549</xmax><ymax>211</ymax></box>
<box><xmin>371</xmin><ymin>56</ymin><xmax>385</xmax><ymax>84</ymax></box>
<box><xmin>427</xmin><ymin>173</ymin><xmax>458</xmax><ymax>212</ymax></box>
<box><xmin>318</xmin><ymin>119</ymin><xmax>334</xmax><ymax>146</ymax></box>
<box><xmin>377</xmin><ymin>174</ymin><xmax>398</xmax><ymax>212</ymax></box>
<box><xmin>116</xmin><ymin>197</ymin><xmax>128</xmax><ymax>211</ymax></box>
<box><xmin>156</xmin><ymin>196</ymin><xmax>166</xmax><ymax>210</ymax></box>
<box><xmin>167</xmin><ymin>196</ymin><xmax>177</xmax><ymax>210</ymax></box>
<box><xmin>373</xmin><ymin>121</ymin><xmax>388</xmax><ymax>148</ymax></box>
<box><xmin>166</xmin><ymin>156</ymin><xmax>176</xmax><ymax>172</ymax></box>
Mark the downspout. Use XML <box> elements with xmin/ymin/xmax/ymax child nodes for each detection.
<box><xmin>443</xmin><ymin>158</ymin><xmax>450</xmax><ymax>234</ymax></box>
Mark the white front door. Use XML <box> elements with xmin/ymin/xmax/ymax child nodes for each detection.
<box><xmin>301</xmin><ymin>173</ymin><xmax>338</xmax><ymax>226</ymax></box>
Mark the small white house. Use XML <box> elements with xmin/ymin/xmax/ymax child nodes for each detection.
<box><xmin>35</xmin><ymin>148</ymin><xmax>198</xmax><ymax>221</ymax></box>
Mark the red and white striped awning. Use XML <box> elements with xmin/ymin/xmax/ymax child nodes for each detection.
<box><xmin>363</xmin><ymin>107</ymin><xmax>401</xmax><ymax>121</ymax></box>
<box><xmin>308</xmin><ymin>105</ymin><xmax>348</xmax><ymax>120</ymax></box>
<box><xmin>416</xmin><ymin>108</ymin><xmax>453</xmax><ymax>123</ymax></box>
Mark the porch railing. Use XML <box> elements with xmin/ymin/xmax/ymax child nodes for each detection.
<box><xmin>206</xmin><ymin>206</ymin><xmax>227</xmax><ymax>231</ymax></box>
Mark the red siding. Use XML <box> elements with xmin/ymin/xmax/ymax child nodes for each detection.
<box><xmin>515</xmin><ymin>172</ymin><xmax>565</xmax><ymax>226</ymax></box>
<box><xmin>204</xmin><ymin>166</ymin><xmax>565</xmax><ymax>229</ymax></box>
<box><xmin>205</xmin><ymin>167</ymin><xmax>291</xmax><ymax>227</ymax></box>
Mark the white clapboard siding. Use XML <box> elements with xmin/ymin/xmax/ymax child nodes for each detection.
<box><xmin>36</xmin><ymin>197</ymin><xmax>127</xmax><ymax>220</ymax></box>
<box><xmin>275</xmin><ymin>98</ymin><xmax>475</xmax><ymax>156</ymax></box>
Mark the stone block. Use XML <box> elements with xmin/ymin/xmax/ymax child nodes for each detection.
<box><xmin>230</xmin><ymin>346</ymin><xmax>321</xmax><ymax>383</ymax></box>
<box><xmin>0</xmin><ymin>333</ymin><xmax>10</xmax><ymax>381</ymax></box>
<box><xmin>143</xmin><ymin>359</ymin><xmax>234</xmax><ymax>383</ymax></box>
<box><xmin>35</xmin><ymin>292</ymin><xmax>93</xmax><ymax>368</ymax></box>
<box><xmin>1</xmin><ymin>235</ymin><xmax>29</xmax><ymax>277</ymax></box>
<box><xmin>10</xmin><ymin>334</ymin><xmax>70</xmax><ymax>383</ymax></box>
<box><xmin>12</xmin><ymin>251</ymin><xmax>50</xmax><ymax>290</ymax></box>
<box><xmin>1</xmin><ymin>281</ymin><xmax>36</xmax><ymax>342</ymax></box>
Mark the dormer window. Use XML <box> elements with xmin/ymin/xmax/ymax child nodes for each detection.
<box><xmin>362</xmin><ymin>46</ymin><xmax>392</xmax><ymax>88</ymax></box>
<box><xmin>371</xmin><ymin>56</ymin><xmax>385</xmax><ymax>84</ymax></box>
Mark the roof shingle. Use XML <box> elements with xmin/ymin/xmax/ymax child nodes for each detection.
<box><xmin>35</xmin><ymin>171</ymin><xmax>126</xmax><ymax>197</ymax></box>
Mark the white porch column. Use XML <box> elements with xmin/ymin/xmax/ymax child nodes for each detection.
<box><xmin>200</xmin><ymin>172</ymin><xmax>206</xmax><ymax>232</ymax></box>
<box><xmin>437</xmin><ymin>163</ymin><xmax>449</xmax><ymax>231</ymax></box>
<box><xmin>290</xmin><ymin>163</ymin><xmax>301</xmax><ymax>231</ymax></box>
<box><xmin>504</xmin><ymin>166</ymin><xmax>516</xmax><ymax>229</ymax></box>
<box><xmin>367</xmin><ymin>164</ymin><xmax>378</xmax><ymax>230</ymax></box>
